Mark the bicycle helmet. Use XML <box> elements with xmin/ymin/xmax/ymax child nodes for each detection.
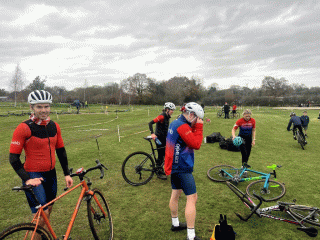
<box><xmin>28</xmin><ymin>90</ymin><xmax>53</xmax><ymax>104</ymax></box>
<box><xmin>290</xmin><ymin>112</ymin><xmax>296</xmax><ymax>117</ymax></box>
<box><xmin>164</xmin><ymin>102</ymin><xmax>176</xmax><ymax>110</ymax></box>
<box><xmin>233</xmin><ymin>136</ymin><xmax>243</xmax><ymax>147</ymax></box>
<box><xmin>184</xmin><ymin>102</ymin><xmax>204</xmax><ymax>119</ymax></box>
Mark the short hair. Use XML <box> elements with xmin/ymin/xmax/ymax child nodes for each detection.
<box><xmin>242</xmin><ymin>109</ymin><xmax>252</xmax><ymax>116</ymax></box>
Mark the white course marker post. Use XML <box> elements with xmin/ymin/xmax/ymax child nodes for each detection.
<box><xmin>56</xmin><ymin>110</ymin><xmax>59</xmax><ymax>120</ymax></box>
<box><xmin>117</xmin><ymin>125</ymin><xmax>121</xmax><ymax>142</ymax></box>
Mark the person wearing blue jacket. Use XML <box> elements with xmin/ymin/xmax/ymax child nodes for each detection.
<box><xmin>287</xmin><ymin>112</ymin><xmax>306</xmax><ymax>142</ymax></box>
<box><xmin>300</xmin><ymin>111</ymin><xmax>309</xmax><ymax>137</ymax></box>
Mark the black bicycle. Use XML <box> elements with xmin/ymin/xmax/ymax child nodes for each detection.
<box><xmin>291</xmin><ymin>128</ymin><xmax>306</xmax><ymax>150</ymax></box>
<box><xmin>121</xmin><ymin>136</ymin><xmax>166</xmax><ymax>186</ymax></box>
<box><xmin>226</xmin><ymin>181</ymin><xmax>319</xmax><ymax>237</ymax></box>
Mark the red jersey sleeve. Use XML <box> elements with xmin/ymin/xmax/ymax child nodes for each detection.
<box><xmin>10</xmin><ymin>123</ymin><xmax>31</xmax><ymax>154</ymax></box>
<box><xmin>55</xmin><ymin>122</ymin><xmax>65</xmax><ymax>149</ymax></box>
<box><xmin>233</xmin><ymin>119</ymin><xmax>242</xmax><ymax>130</ymax></box>
<box><xmin>153</xmin><ymin>115</ymin><xmax>165</xmax><ymax>123</ymax></box>
<box><xmin>177</xmin><ymin>123</ymin><xmax>203</xmax><ymax>150</ymax></box>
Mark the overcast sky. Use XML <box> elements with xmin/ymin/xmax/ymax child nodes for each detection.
<box><xmin>1</xmin><ymin>0</ymin><xmax>320</xmax><ymax>91</ymax></box>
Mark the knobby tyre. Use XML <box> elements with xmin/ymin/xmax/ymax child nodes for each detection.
<box><xmin>0</xmin><ymin>223</ymin><xmax>53</xmax><ymax>240</ymax></box>
<box><xmin>246</xmin><ymin>179</ymin><xmax>286</xmax><ymax>202</ymax></box>
<box><xmin>288</xmin><ymin>205</ymin><xmax>320</xmax><ymax>227</ymax></box>
<box><xmin>87</xmin><ymin>189</ymin><xmax>113</xmax><ymax>240</ymax></box>
<box><xmin>217</xmin><ymin>112</ymin><xmax>222</xmax><ymax>118</ymax></box>
<box><xmin>207</xmin><ymin>165</ymin><xmax>236</xmax><ymax>182</ymax></box>
<box><xmin>297</xmin><ymin>131</ymin><xmax>305</xmax><ymax>150</ymax></box>
<box><xmin>121</xmin><ymin>151</ymin><xmax>155</xmax><ymax>186</ymax></box>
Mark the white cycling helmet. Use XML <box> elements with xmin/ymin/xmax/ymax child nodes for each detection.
<box><xmin>28</xmin><ymin>90</ymin><xmax>53</xmax><ymax>104</ymax></box>
<box><xmin>164</xmin><ymin>102</ymin><xmax>176</xmax><ymax>110</ymax></box>
<box><xmin>184</xmin><ymin>102</ymin><xmax>204</xmax><ymax>119</ymax></box>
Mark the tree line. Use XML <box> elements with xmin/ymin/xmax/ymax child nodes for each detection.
<box><xmin>2</xmin><ymin>66</ymin><xmax>320</xmax><ymax>107</ymax></box>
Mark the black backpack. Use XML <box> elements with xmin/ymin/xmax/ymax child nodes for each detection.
<box><xmin>206</xmin><ymin>132</ymin><xmax>223</xmax><ymax>143</ymax></box>
<box><xmin>219</xmin><ymin>137</ymin><xmax>241</xmax><ymax>152</ymax></box>
<box><xmin>211</xmin><ymin>214</ymin><xmax>235</xmax><ymax>240</ymax></box>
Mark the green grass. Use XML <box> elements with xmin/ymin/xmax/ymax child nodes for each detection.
<box><xmin>1</xmin><ymin>105</ymin><xmax>320</xmax><ymax>239</ymax></box>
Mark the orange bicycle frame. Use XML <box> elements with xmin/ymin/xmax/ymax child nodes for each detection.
<box><xmin>30</xmin><ymin>180</ymin><xmax>106</xmax><ymax>240</ymax></box>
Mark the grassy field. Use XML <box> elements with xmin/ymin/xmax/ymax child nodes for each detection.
<box><xmin>0</xmin><ymin>104</ymin><xmax>320</xmax><ymax>239</ymax></box>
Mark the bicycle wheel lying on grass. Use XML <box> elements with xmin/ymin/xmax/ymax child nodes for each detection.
<box><xmin>246</xmin><ymin>179</ymin><xmax>286</xmax><ymax>202</ymax></box>
<box><xmin>207</xmin><ymin>165</ymin><xmax>236</xmax><ymax>182</ymax></box>
<box><xmin>289</xmin><ymin>205</ymin><xmax>320</xmax><ymax>227</ymax></box>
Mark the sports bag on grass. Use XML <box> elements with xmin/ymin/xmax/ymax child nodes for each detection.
<box><xmin>206</xmin><ymin>132</ymin><xmax>223</xmax><ymax>143</ymax></box>
<box><xmin>210</xmin><ymin>214</ymin><xmax>235</xmax><ymax>240</ymax></box>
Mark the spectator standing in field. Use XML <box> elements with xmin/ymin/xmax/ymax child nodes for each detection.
<box><xmin>165</xmin><ymin>102</ymin><xmax>204</xmax><ymax>240</ymax></box>
<box><xmin>74</xmin><ymin>100</ymin><xmax>81</xmax><ymax>114</ymax></box>
<box><xmin>9</xmin><ymin>90</ymin><xmax>73</xmax><ymax>233</ymax></box>
<box><xmin>300</xmin><ymin>111</ymin><xmax>309</xmax><ymax>137</ymax></box>
<box><xmin>232</xmin><ymin>103</ymin><xmax>237</xmax><ymax>118</ymax></box>
<box><xmin>223</xmin><ymin>102</ymin><xmax>230</xmax><ymax>119</ymax></box>
<box><xmin>148</xmin><ymin>102</ymin><xmax>176</xmax><ymax>179</ymax></box>
<box><xmin>232</xmin><ymin>109</ymin><xmax>256</xmax><ymax>166</ymax></box>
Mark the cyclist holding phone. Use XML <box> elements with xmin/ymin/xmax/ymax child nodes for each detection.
<box><xmin>9</xmin><ymin>90</ymin><xmax>73</xmax><ymax>229</ymax></box>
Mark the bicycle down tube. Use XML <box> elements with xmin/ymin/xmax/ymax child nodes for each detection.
<box><xmin>31</xmin><ymin>180</ymin><xmax>103</xmax><ymax>240</ymax></box>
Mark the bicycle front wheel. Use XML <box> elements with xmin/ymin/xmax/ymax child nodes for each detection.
<box><xmin>289</xmin><ymin>205</ymin><xmax>320</xmax><ymax>227</ymax></box>
<box><xmin>246</xmin><ymin>179</ymin><xmax>286</xmax><ymax>202</ymax></box>
<box><xmin>207</xmin><ymin>165</ymin><xmax>236</xmax><ymax>182</ymax></box>
<box><xmin>87</xmin><ymin>189</ymin><xmax>113</xmax><ymax>240</ymax></box>
<box><xmin>217</xmin><ymin>112</ymin><xmax>222</xmax><ymax>118</ymax></box>
<box><xmin>0</xmin><ymin>223</ymin><xmax>53</xmax><ymax>240</ymax></box>
<box><xmin>121</xmin><ymin>151</ymin><xmax>155</xmax><ymax>186</ymax></box>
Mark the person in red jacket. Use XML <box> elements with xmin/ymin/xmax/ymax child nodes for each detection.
<box><xmin>165</xmin><ymin>102</ymin><xmax>204</xmax><ymax>240</ymax></box>
<box><xmin>232</xmin><ymin>103</ymin><xmax>237</xmax><ymax>118</ymax></box>
<box><xmin>9</xmin><ymin>90</ymin><xmax>73</xmax><ymax>232</ymax></box>
<box><xmin>232</xmin><ymin>109</ymin><xmax>256</xmax><ymax>165</ymax></box>
<box><xmin>148</xmin><ymin>102</ymin><xmax>176</xmax><ymax>179</ymax></box>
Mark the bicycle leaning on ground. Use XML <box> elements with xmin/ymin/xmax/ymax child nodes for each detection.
<box><xmin>0</xmin><ymin>160</ymin><xmax>113</xmax><ymax>240</ymax></box>
<box><xmin>226</xmin><ymin>181</ymin><xmax>319</xmax><ymax>237</ymax></box>
<box><xmin>207</xmin><ymin>163</ymin><xmax>286</xmax><ymax>201</ymax></box>
<box><xmin>121</xmin><ymin>136</ymin><xmax>166</xmax><ymax>186</ymax></box>
<box><xmin>291</xmin><ymin>128</ymin><xmax>307</xmax><ymax>150</ymax></box>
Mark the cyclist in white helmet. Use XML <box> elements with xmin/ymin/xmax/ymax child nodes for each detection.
<box><xmin>9</xmin><ymin>90</ymin><xmax>73</xmax><ymax>234</ymax></box>
<box><xmin>148</xmin><ymin>102</ymin><xmax>176</xmax><ymax>179</ymax></box>
<box><xmin>164</xmin><ymin>102</ymin><xmax>204</xmax><ymax>240</ymax></box>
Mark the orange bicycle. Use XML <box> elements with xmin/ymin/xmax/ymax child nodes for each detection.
<box><xmin>0</xmin><ymin>160</ymin><xmax>113</xmax><ymax>240</ymax></box>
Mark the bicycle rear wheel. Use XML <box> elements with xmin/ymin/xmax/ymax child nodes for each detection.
<box><xmin>296</xmin><ymin>131</ymin><xmax>305</xmax><ymax>150</ymax></box>
<box><xmin>207</xmin><ymin>165</ymin><xmax>236</xmax><ymax>182</ymax></box>
<box><xmin>289</xmin><ymin>205</ymin><xmax>320</xmax><ymax>227</ymax></box>
<box><xmin>217</xmin><ymin>111</ymin><xmax>222</xmax><ymax>118</ymax></box>
<box><xmin>0</xmin><ymin>223</ymin><xmax>53</xmax><ymax>240</ymax></box>
<box><xmin>121</xmin><ymin>151</ymin><xmax>155</xmax><ymax>186</ymax></box>
<box><xmin>87</xmin><ymin>189</ymin><xmax>113</xmax><ymax>240</ymax></box>
<box><xmin>246</xmin><ymin>179</ymin><xmax>286</xmax><ymax>202</ymax></box>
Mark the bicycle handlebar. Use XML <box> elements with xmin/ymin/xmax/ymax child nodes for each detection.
<box><xmin>234</xmin><ymin>193</ymin><xmax>264</xmax><ymax>221</ymax></box>
<box><xmin>70</xmin><ymin>159</ymin><xmax>108</xmax><ymax>180</ymax></box>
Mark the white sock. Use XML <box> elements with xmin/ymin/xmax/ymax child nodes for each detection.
<box><xmin>172</xmin><ymin>217</ymin><xmax>179</xmax><ymax>227</ymax></box>
<box><xmin>187</xmin><ymin>228</ymin><xmax>195</xmax><ymax>240</ymax></box>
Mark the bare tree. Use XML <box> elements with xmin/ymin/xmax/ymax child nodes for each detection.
<box><xmin>10</xmin><ymin>64</ymin><xmax>25</xmax><ymax>107</ymax></box>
